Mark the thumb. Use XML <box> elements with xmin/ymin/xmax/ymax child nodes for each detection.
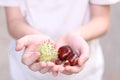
<box><xmin>78</xmin><ymin>54</ymin><xmax>89</xmax><ymax>67</ymax></box>
<box><xmin>78</xmin><ymin>43</ymin><xmax>89</xmax><ymax>66</ymax></box>
<box><xmin>15</xmin><ymin>37</ymin><xmax>29</xmax><ymax>51</ymax></box>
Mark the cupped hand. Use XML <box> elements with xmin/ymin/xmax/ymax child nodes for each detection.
<box><xmin>52</xmin><ymin>33</ymin><xmax>90</xmax><ymax>75</ymax></box>
<box><xmin>16</xmin><ymin>34</ymin><xmax>55</xmax><ymax>74</ymax></box>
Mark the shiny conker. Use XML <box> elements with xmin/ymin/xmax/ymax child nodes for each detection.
<box><xmin>68</xmin><ymin>54</ymin><xmax>79</xmax><ymax>66</ymax></box>
<box><xmin>56</xmin><ymin>45</ymin><xmax>79</xmax><ymax>66</ymax></box>
<box><xmin>55</xmin><ymin>59</ymin><xmax>62</xmax><ymax>65</ymax></box>
<box><xmin>58</xmin><ymin>45</ymin><xmax>73</xmax><ymax>61</ymax></box>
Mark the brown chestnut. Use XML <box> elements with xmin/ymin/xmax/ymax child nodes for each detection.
<box><xmin>66</xmin><ymin>52</ymin><xmax>74</xmax><ymax>61</ymax></box>
<box><xmin>55</xmin><ymin>59</ymin><xmax>62</xmax><ymax>65</ymax></box>
<box><xmin>68</xmin><ymin>54</ymin><xmax>79</xmax><ymax>66</ymax></box>
<box><xmin>56</xmin><ymin>45</ymin><xmax>79</xmax><ymax>66</ymax></box>
<box><xmin>58</xmin><ymin>45</ymin><xmax>73</xmax><ymax>61</ymax></box>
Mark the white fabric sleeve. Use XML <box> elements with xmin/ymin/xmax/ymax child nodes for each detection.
<box><xmin>90</xmin><ymin>0</ymin><xmax>120</xmax><ymax>5</ymax></box>
<box><xmin>0</xmin><ymin>0</ymin><xmax>19</xmax><ymax>6</ymax></box>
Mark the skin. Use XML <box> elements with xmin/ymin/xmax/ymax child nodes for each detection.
<box><xmin>5</xmin><ymin>2</ymin><xmax>110</xmax><ymax>76</ymax></box>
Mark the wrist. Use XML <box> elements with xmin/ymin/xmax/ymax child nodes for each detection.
<box><xmin>67</xmin><ymin>30</ymin><xmax>90</xmax><ymax>43</ymax></box>
<box><xmin>69</xmin><ymin>26</ymin><xmax>94</xmax><ymax>42</ymax></box>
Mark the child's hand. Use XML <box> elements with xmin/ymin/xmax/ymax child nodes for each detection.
<box><xmin>16</xmin><ymin>34</ymin><xmax>55</xmax><ymax>74</ymax></box>
<box><xmin>53</xmin><ymin>33</ymin><xmax>89</xmax><ymax>75</ymax></box>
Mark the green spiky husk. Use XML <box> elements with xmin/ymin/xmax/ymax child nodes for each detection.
<box><xmin>37</xmin><ymin>41</ymin><xmax>57</xmax><ymax>62</ymax></box>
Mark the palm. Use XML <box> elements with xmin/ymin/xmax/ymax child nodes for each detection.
<box><xmin>16</xmin><ymin>34</ymin><xmax>55</xmax><ymax>73</ymax></box>
<box><xmin>54</xmin><ymin>33</ymin><xmax>89</xmax><ymax>75</ymax></box>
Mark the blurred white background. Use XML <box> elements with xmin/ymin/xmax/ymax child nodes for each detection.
<box><xmin>0</xmin><ymin>3</ymin><xmax>120</xmax><ymax>80</ymax></box>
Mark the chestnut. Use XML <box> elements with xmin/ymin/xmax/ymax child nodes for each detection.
<box><xmin>68</xmin><ymin>54</ymin><xmax>79</xmax><ymax>66</ymax></box>
<box><xmin>56</xmin><ymin>45</ymin><xmax>79</xmax><ymax>66</ymax></box>
<box><xmin>55</xmin><ymin>59</ymin><xmax>62</xmax><ymax>65</ymax></box>
<box><xmin>58</xmin><ymin>45</ymin><xmax>73</xmax><ymax>61</ymax></box>
<box><xmin>66</xmin><ymin>53</ymin><xmax>75</xmax><ymax>61</ymax></box>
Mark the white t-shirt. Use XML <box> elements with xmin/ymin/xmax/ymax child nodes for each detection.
<box><xmin>0</xmin><ymin>0</ymin><xmax>119</xmax><ymax>80</ymax></box>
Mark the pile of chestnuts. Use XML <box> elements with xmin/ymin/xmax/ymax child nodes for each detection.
<box><xmin>55</xmin><ymin>45</ymin><xmax>79</xmax><ymax>66</ymax></box>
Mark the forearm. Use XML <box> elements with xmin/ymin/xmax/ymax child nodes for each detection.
<box><xmin>7</xmin><ymin>19</ymin><xmax>40</xmax><ymax>39</ymax></box>
<box><xmin>74</xmin><ymin>16</ymin><xmax>110</xmax><ymax>41</ymax></box>
<box><xmin>71</xmin><ymin>4</ymin><xmax>110</xmax><ymax>41</ymax></box>
<box><xmin>5</xmin><ymin>7</ymin><xmax>41</xmax><ymax>40</ymax></box>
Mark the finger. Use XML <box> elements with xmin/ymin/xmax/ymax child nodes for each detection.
<box><xmin>29</xmin><ymin>62</ymin><xmax>41</xmax><ymax>72</ymax></box>
<box><xmin>22</xmin><ymin>52</ymin><xmax>40</xmax><ymax>66</ymax></box>
<box><xmin>39</xmin><ymin>62</ymin><xmax>48</xmax><ymax>73</ymax></box>
<box><xmin>51</xmin><ymin>65</ymin><xmax>60</xmax><ymax>76</ymax></box>
<box><xmin>78</xmin><ymin>42</ymin><xmax>89</xmax><ymax>66</ymax></box>
<box><xmin>47</xmin><ymin>61</ymin><xmax>55</xmax><ymax>67</ymax></box>
<box><xmin>51</xmin><ymin>65</ymin><xmax>60</xmax><ymax>72</ymax></box>
<box><xmin>39</xmin><ymin>68</ymin><xmax>49</xmax><ymax>74</ymax></box>
<box><xmin>78</xmin><ymin>52</ymin><xmax>89</xmax><ymax>67</ymax></box>
<box><xmin>24</xmin><ymin>45</ymin><xmax>37</xmax><ymax>53</ymax></box>
<box><xmin>49</xmin><ymin>65</ymin><xmax>64</xmax><ymax>72</ymax></box>
<box><xmin>62</xmin><ymin>66</ymin><xmax>73</xmax><ymax>75</ymax></box>
<box><xmin>52</xmin><ymin>71</ymin><xmax>58</xmax><ymax>76</ymax></box>
<box><xmin>39</xmin><ymin>62</ymin><xmax>55</xmax><ymax>73</ymax></box>
<box><xmin>39</xmin><ymin>62</ymin><xmax>47</xmax><ymax>71</ymax></box>
<box><xmin>62</xmin><ymin>71</ymin><xmax>72</xmax><ymax>75</ymax></box>
<box><xmin>64</xmin><ymin>65</ymin><xmax>84</xmax><ymax>74</ymax></box>
<box><xmin>47</xmin><ymin>62</ymin><xmax>55</xmax><ymax>72</ymax></box>
<box><xmin>58</xmin><ymin>65</ymin><xmax>64</xmax><ymax>72</ymax></box>
<box><xmin>16</xmin><ymin>36</ymin><xmax>29</xmax><ymax>51</ymax></box>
